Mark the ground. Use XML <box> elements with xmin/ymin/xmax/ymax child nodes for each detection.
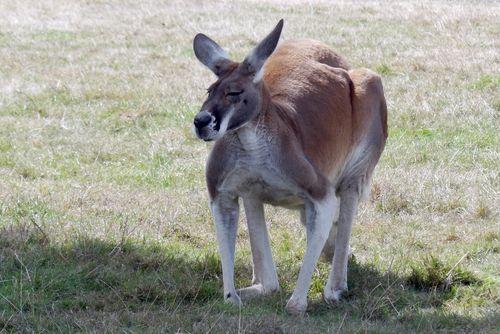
<box><xmin>0</xmin><ymin>0</ymin><xmax>499</xmax><ymax>333</ymax></box>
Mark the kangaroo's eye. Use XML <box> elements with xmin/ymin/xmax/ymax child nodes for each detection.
<box><xmin>226</xmin><ymin>90</ymin><xmax>243</xmax><ymax>97</ymax></box>
<box><xmin>226</xmin><ymin>90</ymin><xmax>243</xmax><ymax>103</ymax></box>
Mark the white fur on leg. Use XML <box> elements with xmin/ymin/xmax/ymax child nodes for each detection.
<box><xmin>324</xmin><ymin>191</ymin><xmax>358</xmax><ymax>304</ymax></box>
<box><xmin>239</xmin><ymin>198</ymin><xmax>279</xmax><ymax>299</ymax></box>
<box><xmin>211</xmin><ymin>200</ymin><xmax>242</xmax><ymax>307</ymax></box>
<box><xmin>285</xmin><ymin>193</ymin><xmax>339</xmax><ymax>315</ymax></box>
<box><xmin>324</xmin><ymin>288</ymin><xmax>346</xmax><ymax>304</ymax></box>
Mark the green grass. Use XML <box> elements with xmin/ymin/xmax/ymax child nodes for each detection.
<box><xmin>0</xmin><ymin>232</ymin><xmax>496</xmax><ymax>333</ymax></box>
<box><xmin>470</xmin><ymin>74</ymin><xmax>500</xmax><ymax>91</ymax></box>
<box><xmin>0</xmin><ymin>0</ymin><xmax>499</xmax><ymax>333</ymax></box>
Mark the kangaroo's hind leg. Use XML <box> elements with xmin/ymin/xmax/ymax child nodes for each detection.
<box><xmin>238</xmin><ymin>197</ymin><xmax>279</xmax><ymax>299</ymax></box>
<box><xmin>323</xmin><ymin>183</ymin><xmax>359</xmax><ymax>303</ymax></box>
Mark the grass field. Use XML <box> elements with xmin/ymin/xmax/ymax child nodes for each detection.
<box><xmin>0</xmin><ymin>0</ymin><xmax>499</xmax><ymax>332</ymax></box>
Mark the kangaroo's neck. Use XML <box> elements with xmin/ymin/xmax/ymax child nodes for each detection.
<box><xmin>234</xmin><ymin>83</ymin><xmax>273</xmax><ymax>150</ymax></box>
<box><xmin>248</xmin><ymin>83</ymin><xmax>291</xmax><ymax>130</ymax></box>
<box><xmin>235</xmin><ymin>82</ymin><xmax>299</xmax><ymax>154</ymax></box>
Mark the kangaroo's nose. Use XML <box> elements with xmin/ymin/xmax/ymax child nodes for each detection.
<box><xmin>194</xmin><ymin>111</ymin><xmax>212</xmax><ymax>129</ymax></box>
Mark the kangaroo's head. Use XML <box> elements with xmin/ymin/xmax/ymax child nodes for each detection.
<box><xmin>192</xmin><ymin>20</ymin><xmax>283</xmax><ymax>141</ymax></box>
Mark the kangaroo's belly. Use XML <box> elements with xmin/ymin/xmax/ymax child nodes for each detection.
<box><xmin>218</xmin><ymin>164</ymin><xmax>305</xmax><ymax>209</ymax></box>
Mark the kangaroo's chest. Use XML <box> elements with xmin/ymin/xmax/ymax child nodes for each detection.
<box><xmin>217</xmin><ymin>130</ymin><xmax>304</xmax><ymax>208</ymax></box>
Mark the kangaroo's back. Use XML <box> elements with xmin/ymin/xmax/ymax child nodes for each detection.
<box><xmin>263</xmin><ymin>39</ymin><xmax>355</xmax><ymax>178</ymax></box>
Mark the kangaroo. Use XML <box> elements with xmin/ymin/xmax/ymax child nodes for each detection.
<box><xmin>192</xmin><ymin>19</ymin><xmax>387</xmax><ymax>315</ymax></box>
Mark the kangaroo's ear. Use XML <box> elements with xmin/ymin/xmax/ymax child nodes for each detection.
<box><xmin>243</xmin><ymin>19</ymin><xmax>284</xmax><ymax>81</ymax></box>
<box><xmin>193</xmin><ymin>33</ymin><xmax>230</xmax><ymax>76</ymax></box>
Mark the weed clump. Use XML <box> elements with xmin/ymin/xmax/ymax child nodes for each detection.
<box><xmin>406</xmin><ymin>256</ymin><xmax>480</xmax><ymax>292</ymax></box>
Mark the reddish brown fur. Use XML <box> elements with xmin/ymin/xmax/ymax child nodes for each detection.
<box><xmin>349</xmin><ymin>69</ymin><xmax>388</xmax><ymax>141</ymax></box>
<box><xmin>205</xmin><ymin>39</ymin><xmax>387</xmax><ymax>202</ymax></box>
<box><xmin>263</xmin><ymin>39</ymin><xmax>361</xmax><ymax>179</ymax></box>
